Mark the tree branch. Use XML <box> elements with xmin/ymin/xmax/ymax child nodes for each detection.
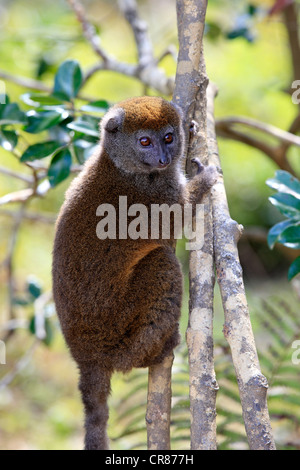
<box><xmin>172</xmin><ymin>0</ymin><xmax>220</xmax><ymax>450</ymax></box>
<box><xmin>216</xmin><ymin>118</ymin><xmax>296</xmax><ymax>174</ymax></box>
<box><xmin>70</xmin><ymin>0</ymin><xmax>174</xmax><ymax>95</ymax></box>
<box><xmin>207</xmin><ymin>83</ymin><xmax>276</xmax><ymax>450</ymax></box>
<box><xmin>146</xmin><ymin>353</ymin><xmax>174</xmax><ymax>450</ymax></box>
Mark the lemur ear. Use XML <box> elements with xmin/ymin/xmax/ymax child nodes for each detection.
<box><xmin>102</xmin><ymin>108</ymin><xmax>125</xmax><ymax>134</ymax></box>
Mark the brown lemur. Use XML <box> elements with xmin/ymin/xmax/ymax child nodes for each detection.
<box><xmin>52</xmin><ymin>96</ymin><xmax>217</xmax><ymax>450</ymax></box>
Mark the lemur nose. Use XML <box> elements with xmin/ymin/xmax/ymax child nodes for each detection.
<box><xmin>159</xmin><ymin>155</ymin><xmax>170</xmax><ymax>167</ymax></box>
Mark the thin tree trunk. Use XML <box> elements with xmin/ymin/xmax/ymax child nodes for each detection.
<box><xmin>172</xmin><ymin>0</ymin><xmax>219</xmax><ymax>450</ymax></box>
<box><xmin>146</xmin><ymin>353</ymin><xmax>174</xmax><ymax>450</ymax></box>
<box><xmin>207</xmin><ymin>83</ymin><xmax>276</xmax><ymax>450</ymax></box>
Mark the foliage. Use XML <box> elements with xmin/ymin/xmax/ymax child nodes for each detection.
<box><xmin>267</xmin><ymin>170</ymin><xmax>300</xmax><ymax>280</ymax></box>
<box><xmin>0</xmin><ymin>60</ymin><xmax>109</xmax><ymax>188</ymax></box>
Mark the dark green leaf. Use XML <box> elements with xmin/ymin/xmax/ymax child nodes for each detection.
<box><xmin>27</xmin><ymin>278</ymin><xmax>43</xmax><ymax>299</ymax></box>
<box><xmin>278</xmin><ymin>225</ymin><xmax>300</xmax><ymax>248</ymax></box>
<box><xmin>269</xmin><ymin>193</ymin><xmax>300</xmax><ymax>219</ymax></box>
<box><xmin>22</xmin><ymin>93</ymin><xmax>65</xmax><ymax>107</ymax></box>
<box><xmin>267</xmin><ymin>219</ymin><xmax>296</xmax><ymax>249</ymax></box>
<box><xmin>0</xmin><ymin>102</ymin><xmax>28</xmax><ymax>125</ymax></box>
<box><xmin>288</xmin><ymin>256</ymin><xmax>300</xmax><ymax>280</ymax></box>
<box><xmin>80</xmin><ymin>100</ymin><xmax>110</xmax><ymax>113</ymax></box>
<box><xmin>53</xmin><ymin>60</ymin><xmax>83</xmax><ymax>101</ymax></box>
<box><xmin>266</xmin><ymin>170</ymin><xmax>300</xmax><ymax>199</ymax></box>
<box><xmin>204</xmin><ymin>21</ymin><xmax>222</xmax><ymax>40</ymax></box>
<box><xmin>67</xmin><ymin>115</ymin><xmax>99</xmax><ymax>138</ymax></box>
<box><xmin>0</xmin><ymin>130</ymin><xmax>18</xmax><ymax>151</ymax></box>
<box><xmin>24</xmin><ymin>110</ymin><xmax>68</xmax><ymax>134</ymax></box>
<box><xmin>73</xmin><ymin>140</ymin><xmax>97</xmax><ymax>164</ymax></box>
<box><xmin>28</xmin><ymin>316</ymin><xmax>54</xmax><ymax>346</ymax></box>
<box><xmin>20</xmin><ymin>141</ymin><xmax>63</xmax><ymax>162</ymax></box>
<box><xmin>226</xmin><ymin>27</ymin><xmax>254</xmax><ymax>42</ymax></box>
<box><xmin>48</xmin><ymin>148</ymin><xmax>72</xmax><ymax>187</ymax></box>
<box><xmin>36</xmin><ymin>56</ymin><xmax>54</xmax><ymax>79</ymax></box>
<box><xmin>248</xmin><ymin>4</ymin><xmax>257</xmax><ymax>16</ymax></box>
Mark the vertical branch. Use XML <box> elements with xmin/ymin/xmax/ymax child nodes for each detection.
<box><xmin>173</xmin><ymin>0</ymin><xmax>219</xmax><ymax>450</ymax></box>
<box><xmin>207</xmin><ymin>83</ymin><xmax>276</xmax><ymax>450</ymax></box>
<box><xmin>185</xmin><ymin>51</ymin><xmax>219</xmax><ymax>450</ymax></box>
<box><xmin>283</xmin><ymin>2</ymin><xmax>300</xmax><ymax>88</ymax></box>
<box><xmin>173</xmin><ymin>0</ymin><xmax>208</xmax><ymax>152</ymax></box>
<box><xmin>146</xmin><ymin>353</ymin><xmax>174</xmax><ymax>450</ymax></box>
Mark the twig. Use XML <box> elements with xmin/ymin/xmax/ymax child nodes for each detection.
<box><xmin>119</xmin><ymin>0</ymin><xmax>154</xmax><ymax>67</ymax></box>
<box><xmin>0</xmin><ymin>70</ymin><xmax>51</xmax><ymax>93</ymax></box>
<box><xmin>216</xmin><ymin>119</ymin><xmax>295</xmax><ymax>174</ymax></box>
<box><xmin>4</xmin><ymin>201</ymin><xmax>28</xmax><ymax>336</ymax></box>
<box><xmin>0</xmin><ymin>209</ymin><xmax>56</xmax><ymax>224</ymax></box>
<box><xmin>283</xmin><ymin>2</ymin><xmax>300</xmax><ymax>92</ymax></box>
<box><xmin>217</xmin><ymin>116</ymin><xmax>300</xmax><ymax>147</ymax></box>
<box><xmin>0</xmin><ymin>340</ymin><xmax>39</xmax><ymax>390</ymax></box>
<box><xmin>67</xmin><ymin>0</ymin><xmax>110</xmax><ymax>62</ymax></box>
<box><xmin>0</xmin><ymin>180</ymin><xmax>52</xmax><ymax>206</ymax></box>
<box><xmin>71</xmin><ymin>0</ymin><xmax>174</xmax><ymax>95</ymax></box>
<box><xmin>0</xmin><ymin>188</ymin><xmax>35</xmax><ymax>206</ymax></box>
<box><xmin>0</xmin><ymin>166</ymin><xmax>34</xmax><ymax>184</ymax></box>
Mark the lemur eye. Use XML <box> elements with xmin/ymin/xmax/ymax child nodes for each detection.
<box><xmin>140</xmin><ymin>137</ymin><xmax>152</xmax><ymax>147</ymax></box>
<box><xmin>164</xmin><ymin>133</ymin><xmax>173</xmax><ymax>144</ymax></box>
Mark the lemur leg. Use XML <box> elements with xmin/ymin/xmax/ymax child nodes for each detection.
<box><xmin>78</xmin><ymin>362</ymin><xmax>112</xmax><ymax>450</ymax></box>
<box><xmin>125</xmin><ymin>247</ymin><xmax>182</xmax><ymax>368</ymax></box>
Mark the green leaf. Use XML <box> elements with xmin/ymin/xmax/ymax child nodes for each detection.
<box><xmin>48</xmin><ymin>148</ymin><xmax>72</xmax><ymax>187</ymax></box>
<box><xmin>53</xmin><ymin>60</ymin><xmax>83</xmax><ymax>101</ymax></box>
<box><xmin>0</xmin><ymin>102</ymin><xmax>28</xmax><ymax>125</ymax></box>
<box><xmin>27</xmin><ymin>277</ymin><xmax>43</xmax><ymax>299</ymax></box>
<box><xmin>80</xmin><ymin>100</ymin><xmax>110</xmax><ymax>113</ymax></box>
<box><xmin>20</xmin><ymin>141</ymin><xmax>63</xmax><ymax>162</ymax></box>
<box><xmin>0</xmin><ymin>130</ymin><xmax>18</xmax><ymax>151</ymax></box>
<box><xmin>269</xmin><ymin>193</ymin><xmax>300</xmax><ymax>219</ymax></box>
<box><xmin>204</xmin><ymin>21</ymin><xmax>222</xmax><ymax>40</ymax></box>
<box><xmin>22</xmin><ymin>93</ymin><xmax>65</xmax><ymax>107</ymax></box>
<box><xmin>67</xmin><ymin>115</ymin><xmax>99</xmax><ymax>137</ymax></box>
<box><xmin>267</xmin><ymin>219</ymin><xmax>295</xmax><ymax>249</ymax></box>
<box><xmin>278</xmin><ymin>225</ymin><xmax>300</xmax><ymax>249</ymax></box>
<box><xmin>288</xmin><ymin>256</ymin><xmax>300</xmax><ymax>280</ymax></box>
<box><xmin>12</xmin><ymin>297</ymin><xmax>31</xmax><ymax>306</ymax></box>
<box><xmin>73</xmin><ymin>140</ymin><xmax>97</xmax><ymax>164</ymax></box>
<box><xmin>24</xmin><ymin>110</ymin><xmax>68</xmax><ymax>134</ymax></box>
<box><xmin>28</xmin><ymin>316</ymin><xmax>54</xmax><ymax>346</ymax></box>
<box><xmin>266</xmin><ymin>170</ymin><xmax>300</xmax><ymax>199</ymax></box>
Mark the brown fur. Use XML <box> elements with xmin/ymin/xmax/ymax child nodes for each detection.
<box><xmin>52</xmin><ymin>96</ymin><xmax>217</xmax><ymax>450</ymax></box>
<box><xmin>118</xmin><ymin>96</ymin><xmax>181</xmax><ymax>133</ymax></box>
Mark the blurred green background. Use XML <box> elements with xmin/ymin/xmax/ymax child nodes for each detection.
<box><xmin>0</xmin><ymin>0</ymin><xmax>300</xmax><ymax>450</ymax></box>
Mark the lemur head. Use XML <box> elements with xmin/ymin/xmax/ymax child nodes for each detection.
<box><xmin>101</xmin><ymin>96</ymin><xmax>184</xmax><ymax>174</ymax></box>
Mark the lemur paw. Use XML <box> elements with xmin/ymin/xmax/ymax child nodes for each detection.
<box><xmin>203</xmin><ymin>164</ymin><xmax>219</xmax><ymax>188</ymax></box>
<box><xmin>191</xmin><ymin>158</ymin><xmax>204</xmax><ymax>174</ymax></box>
